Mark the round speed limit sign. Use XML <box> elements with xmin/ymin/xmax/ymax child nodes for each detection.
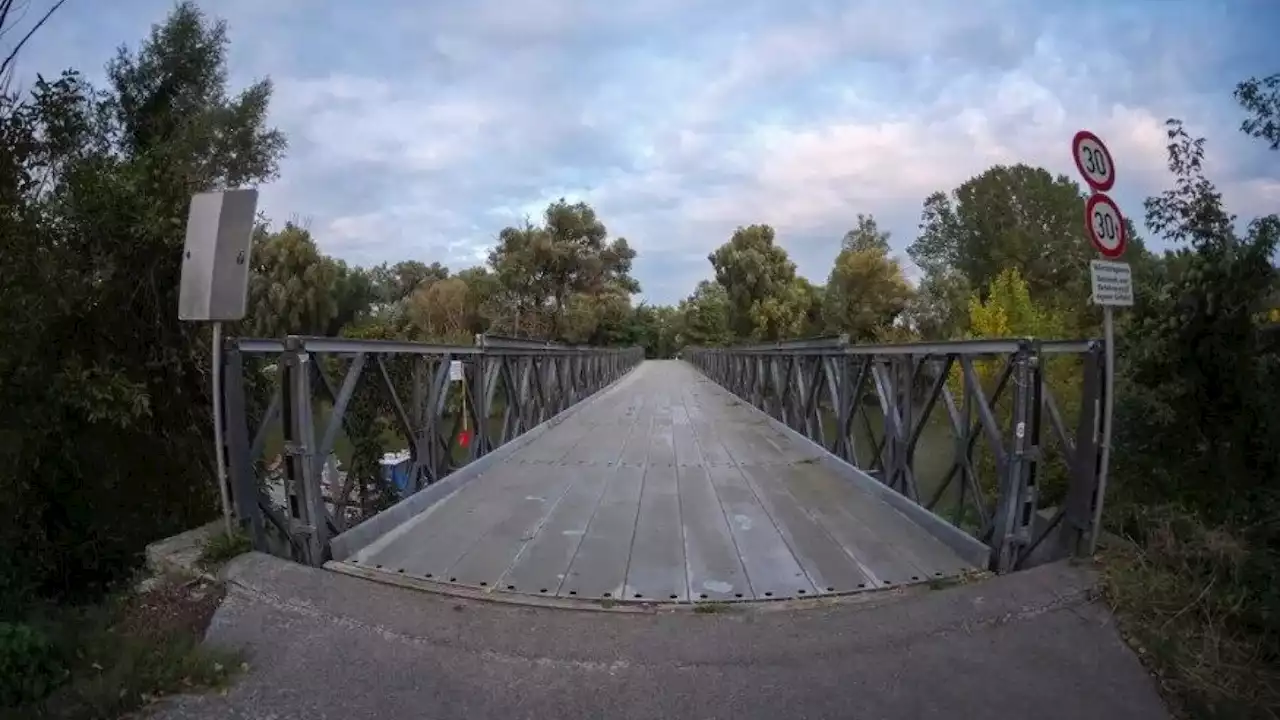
<box><xmin>1072</xmin><ymin>130</ymin><xmax>1116</xmax><ymax>192</ymax></box>
<box><xmin>1085</xmin><ymin>193</ymin><xmax>1126</xmax><ymax>258</ymax></box>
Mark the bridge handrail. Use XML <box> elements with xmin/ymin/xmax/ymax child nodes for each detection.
<box><xmin>683</xmin><ymin>336</ymin><xmax>1107</xmax><ymax>574</ymax></box>
<box><xmin>221</xmin><ymin>333</ymin><xmax>644</xmax><ymax>566</ymax></box>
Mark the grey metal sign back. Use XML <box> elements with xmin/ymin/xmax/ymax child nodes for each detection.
<box><xmin>179</xmin><ymin>189</ymin><xmax>259</xmax><ymax>321</ymax></box>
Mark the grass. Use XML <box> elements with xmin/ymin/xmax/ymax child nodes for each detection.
<box><xmin>1100</xmin><ymin>505</ymin><xmax>1280</xmax><ymax>720</ymax></box>
<box><xmin>693</xmin><ymin>601</ymin><xmax>731</xmax><ymax>614</ymax></box>
<box><xmin>198</xmin><ymin>530</ymin><xmax>252</xmax><ymax>570</ymax></box>
<box><xmin>2</xmin><ymin>576</ymin><xmax>243</xmax><ymax>720</ymax></box>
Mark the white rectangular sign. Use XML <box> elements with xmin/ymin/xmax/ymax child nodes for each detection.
<box><xmin>448</xmin><ymin>360</ymin><xmax>465</xmax><ymax>382</ymax></box>
<box><xmin>178</xmin><ymin>189</ymin><xmax>259</xmax><ymax>321</ymax></box>
<box><xmin>1090</xmin><ymin>260</ymin><xmax>1134</xmax><ymax>307</ymax></box>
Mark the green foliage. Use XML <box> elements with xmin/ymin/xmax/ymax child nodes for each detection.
<box><xmin>901</xmin><ymin>270</ymin><xmax>971</xmax><ymax>341</ymax></box>
<box><xmin>197</xmin><ymin>530</ymin><xmax>251</xmax><ymax>570</ymax></box>
<box><xmin>370</xmin><ymin>261</ymin><xmax>449</xmax><ymax>305</ymax></box>
<box><xmin>840</xmin><ymin>214</ymin><xmax>891</xmax><ymax>254</ymax></box>
<box><xmin>244</xmin><ymin>223</ymin><xmax>338</xmax><ymax>338</ymax></box>
<box><xmin>486</xmin><ymin>199</ymin><xmax>639</xmax><ymax>339</ymax></box>
<box><xmin>1115</xmin><ymin>120</ymin><xmax>1280</xmax><ymax>520</ymax></box>
<box><xmin>677</xmin><ymin>280</ymin><xmax>732</xmax><ymax>347</ymax></box>
<box><xmin>406</xmin><ymin>276</ymin><xmax>473</xmax><ymax>343</ymax></box>
<box><xmin>708</xmin><ymin>224</ymin><xmax>805</xmax><ymax>339</ymax></box>
<box><xmin>964</xmin><ymin>267</ymin><xmax>1069</xmax><ymax>339</ymax></box>
<box><xmin>0</xmin><ymin>1</ymin><xmax>286</xmax><ymax>613</ymax></box>
<box><xmin>823</xmin><ymin>242</ymin><xmax>913</xmax><ymax>340</ymax></box>
<box><xmin>1101</xmin><ymin>105</ymin><xmax>1280</xmax><ymax>718</ymax></box>
<box><xmin>909</xmin><ymin>165</ymin><xmax>1096</xmax><ymax>304</ymax></box>
<box><xmin>1104</xmin><ymin>506</ymin><xmax>1280</xmax><ymax>718</ymax></box>
<box><xmin>0</xmin><ymin>622</ymin><xmax>61</xmax><ymax>707</ymax></box>
<box><xmin>1235</xmin><ymin>73</ymin><xmax>1280</xmax><ymax>150</ymax></box>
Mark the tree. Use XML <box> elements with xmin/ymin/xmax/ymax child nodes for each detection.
<box><xmin>794</xmin><ymin>277</ymin><xmax>826</xmax><ymax>337</ymax></box>
<box><xmin>326</xmin><ymin>260</ymin><xmax>375</xmax><ymax>335</ymax></box>
<box><xmin>678</xmin><ymin>280</ymin><xmax>731</xmax><ymax>346</ymax></box>
<box><xmin>708</xmin><ymin>224</ymin><xmax>805</xmax><ymax>340</ymax></box>
<box><xmin>0</xmin><ymin>1</ymin><xmax>286</xmax><ymax>608</ymax></box>
<box><xmin>370</xmin><ymin>260</ymin><xmax>447</xmax><ymax>305</ymax></box>
<box><xmin>487</xmin><ymin>200</ymin><xmax>638</xmax><ymax>340</ymax></box>
<box><xmin>822</xmin><ymin>244</ymin><xmax>913</xmax><ymax>341</ymax></box>
<box><xmin>1117</xmin><ymin>118</ymin><xmax>1280</xmax><ymax>516</ymax></box>
<box><xmin>244</xmin><ymin>223</ymin><xmax>338</xmax><ymax>338</ymax></box>
<box><xmin>406</xmin><ymin>276</ymin><xmax>471</xmax><ymax>343</ymax></box>
<box><xmin>455</xmin><ymin>265</ymin><xmax>497</xmax><ymax>336</ymax></box>
<box><xmin>841</xmin><ymin>214</ymin><xmax>891</xmax><ymax>253</ymax></box>
<box><xmin>107</xmin><ymin>3</ymin><xmax>285</xmax><ymax>189</ymax></box>
<box><xmin>901</xmin><ymin>269</ymin><xmax>970</xmax><ymax>340</ymax></box>
<box><xmin>908</xmin><ymin>165</ymin><xmax>1096</xmax><ymax>311</ymax></box>
<box><xmin>487</xmin><ymin>223</ymin><xmax>550</xmax><ymax>336</ymax></box>
<box><xmin>629</xmin><ymin>304</ymin><xmax>679</xmax><ymax>358</ymax></box>
<box><xmin>1235</xmin><ymin>73</ymin><xmax>1280</xmax><ymax>150</ymax></box>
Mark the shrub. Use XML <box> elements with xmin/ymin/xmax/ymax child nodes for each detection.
<box><xmin>0</xmin><ymin>621</ymin><xmax>63</xmax><ymax>706</ymax></box>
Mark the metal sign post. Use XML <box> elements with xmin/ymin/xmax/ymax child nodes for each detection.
<box><xmin>1072</xmin><ymin>130</ymin><xmax>1130</xmax><ymax>554</ymax></box>
<box><xmin>179</xmin><ymin>189</ymin><xmax>260</xmax><ymax>535</ymax></box>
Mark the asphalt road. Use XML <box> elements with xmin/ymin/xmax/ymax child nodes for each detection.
<box><xmin>154</xmin><ymin>553</ymin><xmax>1170</xmax><ymax>720</ymax></box>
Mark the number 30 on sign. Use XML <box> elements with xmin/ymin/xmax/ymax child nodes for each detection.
<box><xmin>1072</xmin><ymin>130</ymin><xmax>1116</xmax><ymax>192</ymax></box>
<box><xmin>1086</xmin><ymin>193</ymin><xmax>1126</xmax><ymax>258</ymax></box>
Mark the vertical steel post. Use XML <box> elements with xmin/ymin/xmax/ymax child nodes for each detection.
<box><xmin>990</xmin><ymin>341</ymin><xmax>1036</xmax><ymax>573</ymax></box>
<box><xmin>1090</xmin><ymin>309</ymin><xmax>1116</xmax><ymax>554</ymax></box>
<box><xmin>280</xmin><ymin>336</ymin><xmax>327</xmax><ymax>566</ymax></box>
<box><xmin>1065</xmin><ymin>343</ymin><xmax>1104</xmax><ymax>556</ymax></box>
<box><xmin>210</xmin><ymin>322</ymin><xmax>233</xmax><ymax>535</ymax></box>
<box><xmin>222</xmin><ymin>346</ymin><xmax>266</xmax><ymax>550</ymax></box>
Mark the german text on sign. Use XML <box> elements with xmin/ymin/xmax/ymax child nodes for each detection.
<box><xmin>1090</xmin><ymin>260</ymin><xmax>1134</xmax><ymax>307</ymax></box>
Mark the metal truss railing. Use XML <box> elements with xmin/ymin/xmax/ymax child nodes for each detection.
<box><xmin>685</xmin><ymin>336</ymin><xmax>1107</xmax><ymax>574</ymax></box>
<box><xmin>220</xmin><ymin>333</ymin><xmax>644</xmax><ymax>566</ymax></box>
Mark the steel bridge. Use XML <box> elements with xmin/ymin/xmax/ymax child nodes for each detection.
<box><xmin>219</xmin><ymin>333</ymin><xmax>1108</xmax><ymax>604</ymax></box>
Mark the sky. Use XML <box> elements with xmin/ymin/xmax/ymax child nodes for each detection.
<box><xmin>11</xmin><ymin>0</ymin><xmax>1280</xmax><ymax>305</ymax></box>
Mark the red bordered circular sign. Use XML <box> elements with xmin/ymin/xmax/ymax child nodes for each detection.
<box><xmin>1072</xmin><ymin>130</ymin><xmax>1116</xmax><ymax>193</ymax></box>
<box><xmin>1085</xmin><ymin>193</ymin><xmax>1126</xmax><ymax>258</ymax></box>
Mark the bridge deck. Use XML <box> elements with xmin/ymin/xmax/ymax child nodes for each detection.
<box><xmin>342</xmin><ymin>361</ymin><xmax>976</xmax><ymax>603</ymax></box>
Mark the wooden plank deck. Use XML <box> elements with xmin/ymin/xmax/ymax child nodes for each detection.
<box><xmin>343</xmin><ymin>361</ymin><xmax>977</xmax><ymax>603</ymax></box>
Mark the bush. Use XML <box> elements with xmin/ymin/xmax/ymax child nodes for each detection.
<box><xmin>1103</xmin><ymin>506</ymin><xmax>1280</xmax><ymax>718</ymax></box>
<box><xmin>1101</xmin><ymin>117</ymin><xmax>1280</xmax><ymax>719</ymax></box>
<box><xmin>0</xmin><ymin>622</ymin><xmax>63</xmax><ymax>706</ymax></box>
<box><xmin>198</xmin><ymin>530</ymin><xmax>252</xmax><ymax>570</ymax></box>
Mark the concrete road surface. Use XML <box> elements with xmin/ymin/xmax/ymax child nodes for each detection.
<box><xmin>154</xmin><ymin>553</ymin><xmax>1170</xmax><ymax>720</ymax></box>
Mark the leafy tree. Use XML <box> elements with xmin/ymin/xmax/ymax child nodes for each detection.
<box><xmin>325</xmin><ymin>260</ymin><xmax>375</xmax><ymax>335</ymax></box>
<box><xmin>0</xmin><ymin>1</ymin><xmax>286</xmax><ymax>608</ymax></box>
<box><xmin>406</xmin><ymin>276</ymin><xmax>471</xmax><ymax>343</ymax></box>
<box><xmin>964</xmin><ymin>267</ymin><xmax>1068</xmax><ymax>339</ymax></box>
<box><xmin>748</xmin><ymin>281</ymin><xmax>809</xmax><ymax>340</ymax></box>
<box><xmin>244</xmin><ymin>223</ymin><xmax>338</xmax><ymax>338</ymax></box>
<box><xmin>455</xmin><ymin>265</ymin><xmax>497</xmax><ymax>336</ymax></box>
<box><xmin>107</xmin><ymin>4</ymin><xmax>285</xmax><ymax>188</ymax></box>
<box><xmin>841</xmin><ymin>214</ymin><xmax>892</xmax><ymax>253</ymax></box>
<box><xmin>487</xmin><ymin>223</ymin><xmax>550</xmax><ymax>336</ymax></box>
<box><xmin>793</xmin><ymin>277</ymin><xmax>826</xmax><ymax>337</ymax></box>
<box><xmin>708</xmin><ymin>224</ymin><xmax>805</xmax><ymax>339</ymax></box>
<box><xmin>1116</xmin><ymin>119</ymin><xmax>1280</xmax><ymax>517</ymax></box>
<box><xmin>822</xmin><ymin>243</ymin><xmax>913</xmax><ymax>340</ymax></box>
<box><xmin>1235</xmin><ymin>73</ymin><xmax>1280</xmax><ymax>150</ymax></box>
<box><xmin>487</xmin><ymin>200</ymin><xmax>638</xmax><ymax>340</ymax></box>
<box><xmin>901</xmin><ymin>269</ymin><xmax>970</xmax><ymax>340</ymax></box>
<box><xmin>370</xmin><ymin>260</ymin><xmax>448</xmax><ymax>305</ymax></box>
<box><xmin>678</xmin><ymin>280</ymin><xmax>731</xmax><ymax>346</ymax></box>
<box><xmin>630</xmin><ymin>304</ymin><xmax>679</xmax><ymax>358</ymax></box>
<box><xmin>909</xmin><ymin>165</ymin><xmax>1096</xmax><ymax>310</ymax></box>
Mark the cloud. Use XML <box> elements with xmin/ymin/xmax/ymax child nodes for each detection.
<box><xmin>16</xmin><ymin>0</ymin><xmax>1280</xmax><ymax>303</ymax></box>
